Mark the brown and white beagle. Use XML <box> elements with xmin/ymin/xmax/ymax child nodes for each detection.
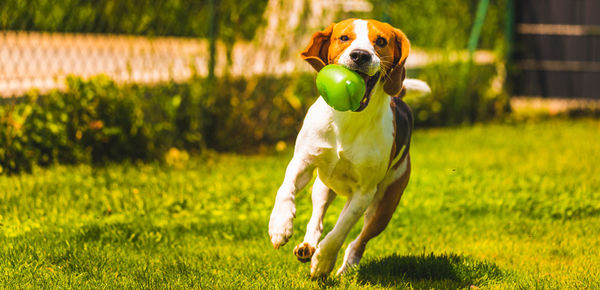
<box><xmin>268</xmin><ymin>19</ymin><xmax>430</xmax><ymax>278</ymax></box>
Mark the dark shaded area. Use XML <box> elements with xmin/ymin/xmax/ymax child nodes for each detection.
<box><xmin>515</xmin><ymin>70</ymin><xmax>600</xmax><ymax>98</ymax></box>
<box><xmin>516</xmin><ymin>0</ymin><xmax>600</xmax><ymax>25</ymax></box>
<box><xmin>357</xmin><ymin>253</ymin><xmax>505</xmax><ymax>288</ymax></box>
<box><xmin>515</xmin><ymin>35</ymin><xmax>600</xmax><ymax>62</ymax></box>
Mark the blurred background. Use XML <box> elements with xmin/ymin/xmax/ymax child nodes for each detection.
<box><xmin>1</xmin><ymin>0</ymin><xmax>599</xmax><ymax>174</ymax></box>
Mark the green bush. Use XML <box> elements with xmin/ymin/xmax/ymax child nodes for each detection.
<box><xmin>1</xmin><ymin>60</ymin><xmax>506</xmax><ymax>174</ymax></box>
<box><xmin>406</xmin><ymin>63</ymin><xmax>510</xmax><ymax>126</ymax></box>
<box><xmin>0</xmin><ymin>74</ymin><xmax>317</xmax><ymax>174</ymax></box>
<box><xmin>205</xmin><ymin>74</ymin><xmax>316</xmax><ymax>151</ymax></box>
<box><xmin>0</xmin><ymin>76</ymin><xmax>150</xmax><ymax>173</ymax></box>
<box><xmin>0</xmin><ymin>100</ymin><xmax>35</xmax><ymax>173</ymax></box>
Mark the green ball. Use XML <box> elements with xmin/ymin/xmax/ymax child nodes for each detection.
<box><xmin>316</xmin><ymin>64</ymin><xmax>366</xmax><ymax>112</ymax></box>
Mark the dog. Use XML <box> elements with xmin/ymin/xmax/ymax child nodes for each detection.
<box><xmin>268</xmin><ymin>18</ymin><xmax>430</xmax><ymax>278</ymax></box>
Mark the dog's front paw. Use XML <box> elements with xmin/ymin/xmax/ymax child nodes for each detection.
<box><xmin>268</xmin><ymin>203</ymin><xmax>295</xmax><ymax>249</ymax></box>
<box><xmin>294</xmin><ymin>242</ymin><xmax>316</xmax><ymax>263</ymax></box>
<box><xmin>310</xmin><ymin>245</ymin><xmax>337</xmax><ymax>279</ymax></box>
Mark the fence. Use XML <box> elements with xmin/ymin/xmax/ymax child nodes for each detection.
<box><xmin>512</xmin><ymin>0</ymin><xmax>600</xmax><ymax>99</ymax></box>
<box><xmin>0</xmin><ymin>30</ymin><xmax>495</xmax><ymax>98</ymax></box>
<box><xmin>0</xmin><ymin>31</ymin><xmax>212</xmax><ymax>97</ymax></box>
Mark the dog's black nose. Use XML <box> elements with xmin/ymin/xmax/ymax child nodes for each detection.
<box><xmin>350</xmin><ymin>49</ymin><xmax>372</xmax><ymax>66</ymax></box>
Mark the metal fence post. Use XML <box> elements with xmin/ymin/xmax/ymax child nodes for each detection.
<box><xmin>457</xmin><ymin>0</ymin><xmax>489</xmax><ymax>122</ymax></box>
<box><xmin>208</xmin><ymin>0</ymin><xmax>217</xmax><ymax>80</ymax></box>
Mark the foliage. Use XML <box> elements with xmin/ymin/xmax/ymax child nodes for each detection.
<box><xmin>0</xmin><ymin>120</ymin><xmax>599</xmax><ymax>288</ymax></box>
<box><xmin>406</xmin><ymin>63</ymin><xmax>510</xmax><ymax>126</ymax></box>
<box><xmin>0</xmin><ymin>74</ymin><xmax>317</xmax><ymax>174</ymax></box>
<box><xmin>0</xmin><ymin>0</ymin><xmax>509</xmax><ymax>50</ymax></box>
<box><xmin>0</xmin><ymin>0</ymin><xmax>269</xmax><ymax>43</ymax></box>
<box><xmin>368</xmin><ymin>0</ymin><xmax>508</xmax><ymax>50</ymax></box>
<box><xmin>0</xmin><ymin>62</ymin><xmax>507</xmax><ymax>174</ymax></box>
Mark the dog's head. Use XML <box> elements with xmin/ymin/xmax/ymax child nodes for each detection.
<box><xmin>301</xmin><ymin>19</ymin><xmax>410</xmax><ymax>111</ymax></box>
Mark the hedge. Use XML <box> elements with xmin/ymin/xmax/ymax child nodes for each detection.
<box><xmin>0</xmin><ymin>74</ymin><xmax>316</xmax><ymax>174</ymax></box>
<box><xmin>0</xmin><ymin>62</ymin><xmax>505</xmax><ymax>175</ymax></box>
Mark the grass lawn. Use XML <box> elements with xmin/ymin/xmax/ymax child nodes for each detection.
<box><xmin>1</xmin><ymin>119</ymin><xmax>599</xmax><ymax>288</ymax></box>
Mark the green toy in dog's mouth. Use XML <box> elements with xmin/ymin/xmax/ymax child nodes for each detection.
<box><xmin>316</xmin><ymin>64</ymin><xmax>380</xmax><ymax>112</ymax></box>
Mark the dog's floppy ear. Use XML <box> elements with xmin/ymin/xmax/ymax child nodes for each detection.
<box><xmin>383</xmin><ymin>28</ymin><xmax>410</xmax><ymax>96</ymax></box>
<box><xmin>301</xmin><ymin>23</ymin><xmax>335</xmax><ymax>72</ymax></box>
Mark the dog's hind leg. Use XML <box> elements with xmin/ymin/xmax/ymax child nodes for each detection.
<box><xmin>336</xmin><ymin>157</ymin><xmax>411</xmax><ymax>275</ymax></box>
<box><xmin>310</xmin><ymin>190</ymin><xmax>376</xmax><ymax>278</ymax></box>
<box><xmin>294</xmin><ymin>176</ymin><xmax>336</xmax><ymax>263</ymax></box>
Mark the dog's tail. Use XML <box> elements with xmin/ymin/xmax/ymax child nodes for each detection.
<box><xmin>403</xmin><ymin>78</ymin><xmax>431</xmax><ymax>96</ymax></box>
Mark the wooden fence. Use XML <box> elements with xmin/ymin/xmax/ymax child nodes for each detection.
<box><xmin>513</xmin><ymin>0</ymin><xmax>600</xmax><ymax>99</ymax></box>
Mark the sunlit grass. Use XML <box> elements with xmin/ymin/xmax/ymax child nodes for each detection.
<box><xmin>1</xmin><ymin>119</ymin><xmax>599</xmax><ymax>288</ymax></box>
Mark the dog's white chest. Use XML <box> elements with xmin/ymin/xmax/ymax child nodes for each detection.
<box><xmin>295</xmin><ymin>96</ymin><xmax>394</xmax><ymax>197</ymax></box>
<box><xmin>317</xmin><ymin>153</ymin><xmax>358</xmax><ymax>196</ymax></box>
<box><xmin>315</xmin><ymin>129</ymin><xmax>391</xmax><ymax>196</ymax></box>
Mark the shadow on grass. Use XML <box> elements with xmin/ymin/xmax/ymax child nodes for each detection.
<box><xmin>356</xmin><ymin>253</ymin><xmax>504</xmax><ymax>289</ymax></box>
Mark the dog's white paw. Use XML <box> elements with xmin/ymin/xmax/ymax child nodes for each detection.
<box><xmin>268</xmin><ymin>202</ymin><xmax>295</xmax><ymax>249</ymax></box>
<box><xmin>336</xmin><ymin>241</ymin><xmax>363</xmax><ymax>275</ymax></box>
<box><xmin>310</xmin><ymin>245</ymin><xmax>337</xmax><ymax>279</ymax></box>
<box><xmin>336</xmin><ymin>263</ymin><xmax>352</xmax><ymax>276</ymax></box>
<box><xmin>336</xmin><ymin>260</ymin><xmax>360</xmax><ymax>276</ymax></box>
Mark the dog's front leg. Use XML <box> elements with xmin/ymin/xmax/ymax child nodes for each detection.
<box><xmin>269</xmin><ymin>157</ymin><xmax>314</xmax><ymax>249</ymax></box>
<box><xmin>294</xmin><ymin>177</ymin><xmax>336</xmax><ymax>262</ymax></box>
<box><xmin>310</xmin><ymin>190</ymin><xmax>375</xmax><ymax>278</ymax></box>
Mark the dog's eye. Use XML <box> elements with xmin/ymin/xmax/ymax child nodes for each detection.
<box><xmin>375</xmin><ymin>37</ymin><xmax>387</xmax><ymax>47</ymax></box>
<box><xmin>340</xmin><ymin>35</ymin><xmax>350</xmax><ymax>42</ymax></box>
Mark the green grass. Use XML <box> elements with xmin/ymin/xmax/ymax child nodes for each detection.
<box><xmin>1</xmin><ymin>119</ymin><xmax>600</xmax><ymax>288</ymax></box>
